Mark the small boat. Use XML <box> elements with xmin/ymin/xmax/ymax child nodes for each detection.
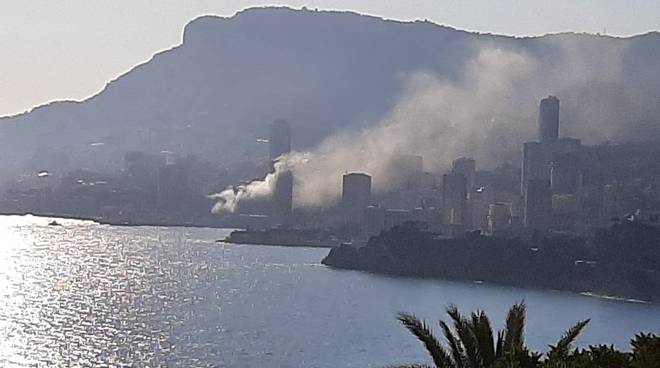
<box><xmin>48</xmin><ymin>220</ymin><xmax>62</xmax><ymax>226</ymax></box>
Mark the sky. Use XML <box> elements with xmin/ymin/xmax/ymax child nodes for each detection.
<box><xmin>1</xmin><ymin>0</ymin><xmax>659</xmax><ymax>117</ymax></box>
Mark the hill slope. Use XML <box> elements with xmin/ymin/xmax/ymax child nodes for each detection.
<box><xmin>1</xmin><ymin>7</ymin><xmax>659</xmax><ymax>178</ymax></box>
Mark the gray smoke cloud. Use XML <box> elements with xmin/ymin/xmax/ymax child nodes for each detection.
<box><xmin>212</xmin><ymin>39</ymin><xmax>648</xmax><ymax>213</ymax></box>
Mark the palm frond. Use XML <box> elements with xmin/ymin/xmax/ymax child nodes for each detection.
<box><xmin>398</xmin><ymin>312</ymin><xmax>455</xmax><ymax>368</ymax></box>
<box><xmin>503</xmin><ymin>301</ymin><xmax>526</xmax><ymax>353</ymax></box>
<box><xmin>446</xmin><ymin>305</ymin><xmax>480</xmax><ymax>368</ymax></box>
<box><xmin>439</xmin><ymin>320</ymin><xmax>464</xmax><ymax>368</ymax></box>
<box><xmin>548</xmin><ymin>319</ymin><xmax>590</xmax><ymax>358</ymax></box>
<box><xmin>446</xmin><ymin>305</ymin><xmax>464</xmax><ymax>328</ymax></box>
<box><xmin>470</xmin><ymin>310</ymin><xmax>495</xmax><ymax>366</ymax></box>
<box><xmin>495</xmin><ymin>330</ymin><xmax>504</xmax><ymax>358</ymax></box>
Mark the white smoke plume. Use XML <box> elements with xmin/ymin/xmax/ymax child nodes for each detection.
<box><xmin>213</xmin><ymin>40</ymin><xmax>640</xmax><ymax>212</ymax></box>
<box><xmin>210</xmin><ymin>161</ymin><xmax>284</xmax><ymax>213</ymax></box>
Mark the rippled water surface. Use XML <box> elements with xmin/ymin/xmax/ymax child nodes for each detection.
<box><xmin>0</xmin><ymin>215</ymin><xmax>659</xmax><ymax>367</ymax></box>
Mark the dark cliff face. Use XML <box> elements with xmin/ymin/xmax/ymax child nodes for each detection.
<box><xmin>0</xmin><ymin>7</ymin><xmax>659</xmax><ymax>178</ymax></box>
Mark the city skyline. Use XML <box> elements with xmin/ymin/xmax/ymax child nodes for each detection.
<box><xmin>2</xmin><ymin>1</ymin><xmax>660</xmax><ymax>117</ymax></box>
<box><xmin>1</xmin><ymin>3</ymin><xmax>659</xmax><ymax>365</ymax></box>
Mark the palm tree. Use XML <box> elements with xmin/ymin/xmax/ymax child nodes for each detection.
<box><xmin>564</xmin><ymin>344</ymin><xmax>632</xmax><ymax>368</ymax></box>
<box><xmin>395</xmin><ymin>301</ymin><xmax>589</xmax><ymax>368</ymax></box>
<box><xmin>630</xmin><ymin>333</ymin><xmax>660</xmax><ymax>368</ymax></box>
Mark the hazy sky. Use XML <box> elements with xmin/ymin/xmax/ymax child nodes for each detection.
<box><xmin>1</xmin><ymin>0</ymin><xmax>658</xmax><ymax>117</ymax></box>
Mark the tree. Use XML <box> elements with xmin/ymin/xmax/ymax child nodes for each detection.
<box><xmin>396</xmin><ymin>302</ymin><xmax>590</xmax><ymax>368</ymax></box>
<box><xmin>631</xmin><ymin>333</ymin><xmax>660</xmax><ymax>368</ymax></box>
<box><xmin>548</xmin><ymin>345</ymin><xmax>631</xmax><ymax>368</ymax></box>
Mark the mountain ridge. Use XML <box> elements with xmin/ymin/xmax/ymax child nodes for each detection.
<box><xmin>5</xmin><ymin>6</ymin><xmax>658</xmax><ymax>121</ymax></box>
<box><xmin>0</xmin><ymin>6</ymin><xmax>659</xmax><ymax>180</ymax></box>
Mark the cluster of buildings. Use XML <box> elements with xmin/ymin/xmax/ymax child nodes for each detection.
<box><xmin>0</xmin><ymin>149</ymin><xmax>226</xmax><ymax>225</ymax></box>
<box><xmin>1</xmin><ymin>96</ymin><xmax>658</xmax><ymax>236</ymax></box>
<box><xmin>262</xmin><ymin>96</ymin><xmax>660</xmax><ymax>239</ymax></box>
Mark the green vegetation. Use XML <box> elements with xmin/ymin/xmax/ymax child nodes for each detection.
<box><xmin>393</xmin><ymin>302</ymin><xmax>660</xmax><ymax>368</ymax></box>
<box><xmin>322</xmin><ymin>221</ymin><xmax>660</xmax><ymax>302</ymax></box>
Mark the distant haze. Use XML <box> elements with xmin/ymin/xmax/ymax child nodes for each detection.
<box><xmin>2</xmin><ymin>1</ymin><xmax>660</xmax><ymax>116</ymax></box>
<box><xmin>2</xmin><ymin>7</ymin><xmax>660</xmax><ymax>207</ymax></box>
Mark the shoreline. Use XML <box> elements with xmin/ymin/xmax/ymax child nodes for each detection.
<box><xmin>320</xmin><ymin>222</ymin><xmax>660</xmax><ymax>305</ymax></box>
<box><xmin>322</xmin><ymin>262</ymin><xmax>657</xmax><ymax>306</ymax></box>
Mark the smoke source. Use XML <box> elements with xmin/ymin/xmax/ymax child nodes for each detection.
<box><xmin>210</xmin><ymin>161</ymin><xmax>285</xmax><ymax>213</ymax></box>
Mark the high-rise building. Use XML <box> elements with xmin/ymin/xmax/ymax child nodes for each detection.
<box><xmin>539</xmin><ymin>96</ymin><xmax>560</xmax><ymax>143</ymax></box>
<box><xmin>522</xmin><ymin>96</ymin><xmax>564</xmax><ymax>196</ymax></box>
<box><xmin>342</xmin><ymin>172</ymin><xmax>372</xmax><ymax>223</ymax></box>
<box><xmin>272</xmin><ymin>170</ymin><xmax>293</xmax><ymax>221</ymax></box>
<box><xmin>269</xmin><ymin>119</ymin><xmax>291</xmax><ymax>161</ymax></box>
<box><xmin>524</xmin><ymin>179</ymin><xmax>552</xmax><ymax>229</ymax></box>
<box><xmin>521</xmin><ymin>142</ymin><xmax>550</xmax><ymax>195</ymax></box>
<box><xmin>442</xmin><ymin>173</ymin><xmax>467</xmax><ymax>225</ymax></box>
<box><xmin>523</xmin><ymin>92</ymin><xmax>582</xmax><ymax>197</ymax></box>
<box><xmin>452</xmin><ymin>157</ymin><xmax>476</xmax><ymax>198</ymax></box>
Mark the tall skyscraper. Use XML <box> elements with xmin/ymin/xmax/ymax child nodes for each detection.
<box><xmin>342</xmin><ymin>172</ymin><xmax>372</xmax><ymax>223</ymax></box>
<box><xmin>272</xmin><ymin>170</ymin><xmax>293</xmax><ymax>221</ymax></box>
<box><xmin>539</xmin><ymin>96</ymin><xmax>560</xmax><ymax>143</ymax></box>
<box><xmin>523</xmin><ymin>95</ymin><xmax>582</xmax><ymax>197</ymax></box>
<box><xmin>442</xmin><ymin>172</ymin><xmax>467</xmax><ymax>225</ymax></box>
<box><xmin>269</xmin><ymin>119</ymin><xmax>291</xmax><ymax>161</ymax></box>
<box><xmin>524</xmin><ymin>179</ymin><xmax>552</xmax><ymax>229</ymax></box>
